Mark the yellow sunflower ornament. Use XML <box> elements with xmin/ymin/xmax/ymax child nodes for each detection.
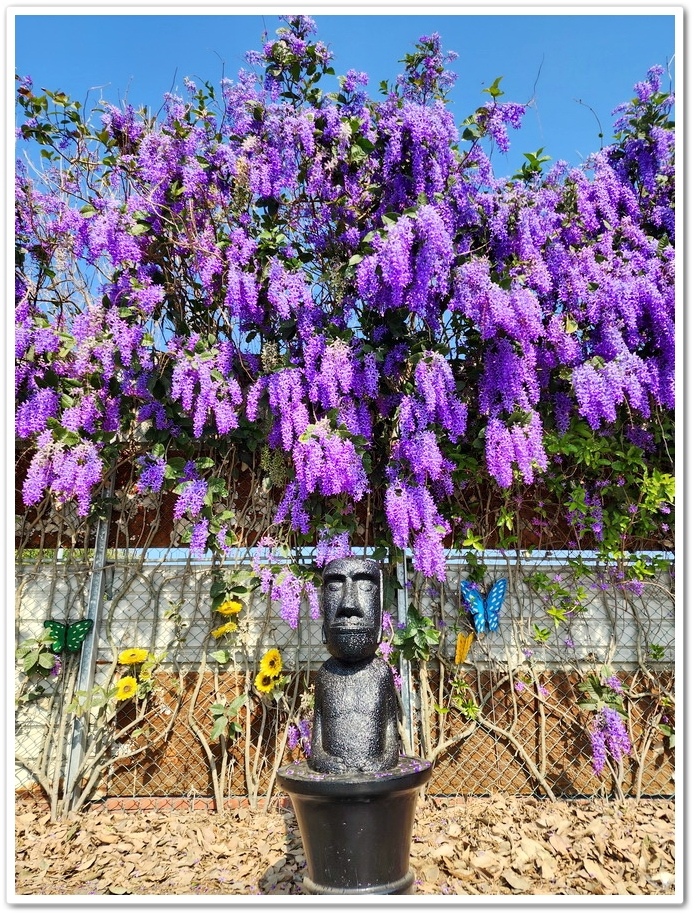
<box><xmin>254</xmin><ymin>671</ymin><xmax>276</xmax><ymax>694</ymax></box>
<box><xmin>211</xmin><ymin>621</ymin><xmax>238</xmax><ymax>639</ymax></box>
<box><xmin>115</xmin><ymin>675</ymin><xmax>138</xmax><ymax>702</ymax></box>
<box><xmin>217</xmin><ymin>599</ymin><xmax>243</xmax><ymax>617</ymax></box>
<box><xmin>118</xmin><ymin>648</ymin><xmax>149</xmax><ymax>666</ymax></box>
<box><xmin>260</xmin><ymin>648</ymin><xmax>282</xmax><ymax>678</ymax></box>
<box><xmin>255</xmin><ymin>648</ymin><xmax>283</xmax><ymax>694</ymax></box>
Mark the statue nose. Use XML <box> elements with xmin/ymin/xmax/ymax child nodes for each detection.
<box><xmin>339</xmin><ymin>579</ymin><xmax>362</xmax><ymax>616</ymax></box>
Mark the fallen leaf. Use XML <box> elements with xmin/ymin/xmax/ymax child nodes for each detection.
<box><xmin>519</xmin><ymin>837</ymin><xmax>546</xmax><ymax>858</ymax></box>
<box><xmin>538</xmin><ymin>856</ymin><xmax>556</xmax><ymax>881</ymax></box>
<box><xmin>434</xmin><ymin>843</ymin><xmax>456</xmax><ymax>859</ymax></box>
<box><xmin>582</xmin><ymin>858</ymin><xmax>615</xmax><ymax>891</ymax></box>
<box><xmin>208</xmin><ymin>843</ymin><xmax>232</xmax><ymax>857</ymax></box>
<box><xmin>75</xmin><ymin>854</ymin><xmax>97</xmax><ymax>872</ymax></box>
<box><xmin>649</xmin><ymin>872</ymin><xmax>675</xmax><ymax>888</ymax></box>
<box><xmin>548</xmin><ymin>832</ymin><xmax>572</xmax><ymax>855</ymax></box>
<box><xmin>471</xmin><ymin>849</ymin><xmax>502</xmax><ymax>878</ymax></box>
<box><xmin>502</xmin><ymin>868</ymin><xmax>531</xmax><ymax>892</ymax></box>
<box><xmin>92</xmin><ymin>831</ymin><xmax>121</xmax><ymax>845</ymax></box>
<box><xmin>422</xmin><ymin>864</ymin><xmax>440</xmax><ymax>882</ymax></box>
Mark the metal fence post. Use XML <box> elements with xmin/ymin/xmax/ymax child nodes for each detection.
<box><xmin>64</xmin><ymin>476</ymin><xmax>114</xmax><ymax>807</ymax></box>
<box><xmin>396</xmin><ymin>552</ymin><xmax>414</xmax><ymax>755</ymax></box>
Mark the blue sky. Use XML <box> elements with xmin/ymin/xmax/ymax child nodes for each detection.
<box><xmin>12</xmin><ymin>7</ymin><xmax>678</xmax><ymax>175</ymax></box>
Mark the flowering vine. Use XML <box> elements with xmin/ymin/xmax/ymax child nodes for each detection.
<box><xmin>15</xmin><ymin>15</ymin><xmax>674</xmax><ymax>581</ymax></box>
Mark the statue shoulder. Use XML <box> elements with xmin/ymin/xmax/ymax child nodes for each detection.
<box><xmin>373</xmin><ymin>655</ymin><xmax>394</xmax><ymax>676</ymax></box>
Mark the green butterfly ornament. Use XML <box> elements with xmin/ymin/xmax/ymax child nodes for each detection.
<box><xmin>43</xmin><ymin>618</ymin><xmax>94</xmax><ymax>653</ymax></box>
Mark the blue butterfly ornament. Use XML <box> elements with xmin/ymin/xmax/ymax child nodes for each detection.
<box><xmin>460</xmin><ymin>579</ymin><xmax>507</xmax><ymax>633</ymax></box>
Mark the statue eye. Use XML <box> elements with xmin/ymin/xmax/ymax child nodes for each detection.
<box><xmin>358</xmin><ymin>580</ymin><xmax>376</xmax><ymax>591</ymax></box>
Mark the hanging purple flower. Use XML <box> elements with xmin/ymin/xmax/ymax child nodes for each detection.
<box><xmin>136</xmin><ymin>454</ymin><xmax>166</xmax><ymax>494</ymax></box>
<box><xmin>315</xmin><ymin>530</ymin><xmax>352</xmax><ymax>568</ymax></box>
<box><xmin>589</xmin><ymin>707</ymin><xmax>632</xmax><ymax>774</ymax></box>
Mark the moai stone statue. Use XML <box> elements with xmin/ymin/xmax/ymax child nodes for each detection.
<box><xmin>309</xmin><ymin>557</ymin><xmax>401</xmax><ymax>774</ymax></box>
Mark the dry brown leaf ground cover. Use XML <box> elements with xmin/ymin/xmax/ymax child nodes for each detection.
<box><xmin>13</xmin><ymin>794</ymin><xmax>676</xmax><ymax>898</ymax></box>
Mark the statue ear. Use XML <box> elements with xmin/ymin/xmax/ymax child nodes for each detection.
<box><xmin>321</xmin><ymin>623</ymin><xmax>327</xmax><ymax>644</ymax></box>
<box><xmin>376</xmin><ymin>566</ymin><xmax>384</xmax><ymax>643</ymax></box>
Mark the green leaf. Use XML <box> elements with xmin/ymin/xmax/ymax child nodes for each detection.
<box><xmin>564</xmin><ymin>315</ymin><xmax>579</xmax><ymax>334</ymax></box>
<box><xmin>546</xmin><ymin>605</ymin><xmax>569</xmax><ymax>627</ymax></box>
<box><xmin>164</xmin><ymin>458</ymin><xmax>187</xmax><ymax>479</ymax></box>
<box><xmin>484</xmin><ymin>76</ymin><xmax>505</xmax><ymax>99</ymax></box>
<box><xmin>22</xmin><ymin>649</ymin><xmax>39</xmax><ymax>673</ymax></box>
<box><xmin>228</xmin><ymin>694</ymin><xmax>246</xmax><ymax>715</ymax></box>
<box><xmin>532</xmin><ymin>624</ymin><xmax>551</xmax><ymax>644</ymax></box>
<box><xmin>209</xmin><ymin>580</ymin><xmax>227</xmax><ymax>599</ymax></box>
<box><xmin>210</xmin><ymin>717</ymin><xmax>226</xmax><ymax>741</ymax></box>
<box><xmin>38</xmin><ymin>651</ymin><xmax>57</xmax><ymax>670</ymax></box>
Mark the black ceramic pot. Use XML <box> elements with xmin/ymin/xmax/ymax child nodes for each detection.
<box><xmin>276</xmin><ymin>756</ymin><xmax>432</xmax><ymax>895</ymax></box>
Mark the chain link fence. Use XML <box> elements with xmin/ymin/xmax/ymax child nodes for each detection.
<box><xmin>417</xmin><ymin>553</ymin><xmax>674</xmax><ymax>799</ymax></box>
<box><xmin>15</xmin><ymin>540</ymin><xmax>675</xmax><ymax>814</ymax></box>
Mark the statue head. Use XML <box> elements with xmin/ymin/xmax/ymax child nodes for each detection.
<box><xmin>321</xmin><ymin>557</ymin><xmax>382</xmax><ymax>662</ymax></box>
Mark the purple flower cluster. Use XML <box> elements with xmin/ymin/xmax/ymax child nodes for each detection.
<box><xmin>484</xmin><ymin>413</ymin><xmax>547</xmax><ymax>488</ymax></box>
<box><xmin>170</xmin><ymin>341</ymin><xmax>243</xmax><ymax>438</ymax></box>
<box><xmin>476</xmin><ymin>101</ymin><xmax>527</xmax><ymax>154</ymax></box>
<box><xmin>315</xmin><ymin>529</ymin><xmax>352</xmax><ymax>568</ymax></box>
<box><xmin>252</xmin><ymin>541</ymin><xmax>321</xmax><ymax>629</ymax></box>
<box><xmin>602</xmin><ymin>675</ymin><xmax>624</xmax><ymax>694</ymax></box>
<box><xmin>287</xmin><ymin>718</ymin><xmax>312</xmax><ymax>756</ymax></box>
<box><xmin>384</xmin><ymin>480</ymin><xmax>450</xmax><ymax>581</ymax></box>
<box><xmin>189</xmin><ymin>519</ymin><xmax>209</xmax><ymax>557</ymax></box>
<box><xmin>292</xmin><ymin>422</ymin><xmax>368</xmax><ymax>502</ymax></box>
<box><xmin>23</xmin><ymin>434</ymin><xmax>103</xmax><ymax>517</ymax></box>
<box><xmin>395</xmin><ymin>32</ymin><xmax>459</xmax><ymax>103</ymax></box>
<box><xmin>565</xmin><ymin>487</ymin><xmax>605</xmax><ymax>543</ymax></box>
<box><xmin>357</xmin><ymin>204</ymin><xmax>455</xmax><ymax>326</ymax></box>
<box><xmin>266</xmin><ymin>370</ymin><xmax>310</xmax><ymax>451</ymax></box>
<box><xmin>589</xmin><ymin>707</ymin><xmax>632</xmax><ymax>775</ymax></box>
<box><xmin>272</xmin><ymin>569</ymin><xmax>301</xmax><ymax>630</ymax></box>
<box><xmin>379</xmin><ymin>351</ymin><xmax>472</xmax><ymax>578</ymax></box>
<box><xmin>376</xmin><ymin>612</ymin><xmax>402</xmax><ymax>689</ymax></box>
<box><xmin>173</xmin><ymin>482</ymin><xmax>206</xmax><ymax>525</ymax></box>
<box><xmin>136</xmin><ymin>454</ymin><xmax>166</xmax><ymax>494</ymax></box>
